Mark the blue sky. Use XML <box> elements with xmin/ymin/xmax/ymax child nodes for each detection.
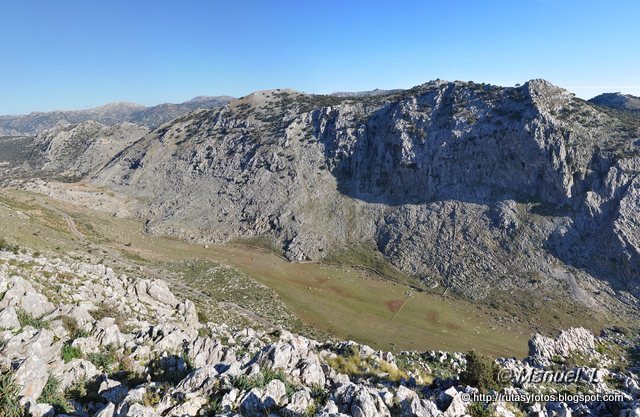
<box><xmin>1</xmin><ymin>0</ymin><xmax>638</xmax><ymax>114</ymax></box>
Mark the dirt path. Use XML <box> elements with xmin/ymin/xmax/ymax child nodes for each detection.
<box><xmin>37</xmin><ymin>197</ymin><xmax>84</xmax><ymax>240</ymax></box>
<box><xmin>390</xmin><ymin>296</ymin><xmax>412</xmax><ymax>321</ymax></box>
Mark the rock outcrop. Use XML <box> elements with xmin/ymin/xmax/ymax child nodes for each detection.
<box><xmin>1</xmin><ymin>248</ymin><xmax>639</xmax><ymax>417</ymax></box>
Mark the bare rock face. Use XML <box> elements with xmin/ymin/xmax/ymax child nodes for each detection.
<box><xmin>1</xmin><ymin>80</ymin><xmax>639</xmax><ymax>311</ymax></box>
<box><xmin>85</xmin><ymin>80</ymin><xmax>640</xmax><ymax>308</ymax></box>
<box><xmin>527</xmin><ymin>327</ymin><xmax>597</xmax><ymax>367</ymax></box>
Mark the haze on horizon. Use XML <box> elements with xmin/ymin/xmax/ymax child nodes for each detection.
<box><xmin>1</xmin><ymin>0</ymin><xmax>638</xmax><ymax>115</ymax></box>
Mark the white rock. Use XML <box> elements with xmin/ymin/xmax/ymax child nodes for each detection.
<box><xmin>14</xmin><ymin>356</ymin><xmax>49</xmax><ymax>406</ymax></box>
<box><xmin>0</xmin><ymin>306</ymin><xmax>21</xmax><ymax>330</ymax></box>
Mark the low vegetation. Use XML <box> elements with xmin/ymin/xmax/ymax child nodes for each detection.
<box><xmin>459</xmin><ymin>351</ymin><xmax>503</xmax><ymax>392</ymax></box>
<box><xmin>38</xmin><ymin>375</ymin><xmax>72</xmax><ymax>414</ymax></box>
<box><xmin>0</xmin><ymin>370</ymin><xmax>23</xmax><ymax>417</ymax></box>
<box><xmin>16</xmin><ymin>309</ymin><xmax>48</xmax><ymax>329</ymax></box>
<box><xmin>324</xmin><ymin>347</ymin><xmax>410</xmax><ymax>383</ymax></box>
<box><xmin>232</xmin><ymin>367</ymin><xmax>297</xmax><ymax>397</ymax></box>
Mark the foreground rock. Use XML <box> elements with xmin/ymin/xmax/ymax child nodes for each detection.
<box><xmin>1</xmin><ymin>249</ymin><xmax>639</xmax><ymax>417</ymax></box>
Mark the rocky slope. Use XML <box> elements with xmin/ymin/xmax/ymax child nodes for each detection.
<box><xmin>84</xmin><ymin>80</ymin><xmax>640</xmax><ymax>310</ymax></box>
<box><xmin>0</xmin><ymin>122</ymin><xmax>149</xmax><ymax>181</ymax></box>
<box><xmin>589</xmin><ymin>93</ymin><xmax>640</xmax><ymax>112</ymax></box>
<box><xmin>1</xmin><ymin>248</ymin><xmax>639</xmax><ymax>417</ymax></box>
<box><xmin>0</xmin><ymin>97</ymin><xmax>233</xmax><ymax>136</ymax></box>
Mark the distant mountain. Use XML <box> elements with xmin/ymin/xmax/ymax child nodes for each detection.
<box><xmin>0</xmin><ymin>96</ymin><xmax>234</xmax><ymax>136</ymax></box>
<box><xmin>588</xmin><ymin>92</ymin><xmax>640</xmax><ymax>111</ymax></box>
<box><xmin>330</xmin><ymin>88</ymin><xmax>402</xmax><ymax>97</ymax></box>
<box><xmin>0</xmin><ymin>121</ymin><xmax>148</xmax><ymax>180</ymax></box>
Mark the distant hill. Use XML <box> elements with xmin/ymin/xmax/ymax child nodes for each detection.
<box><xmin>589</xmin><ymin>92</ymin><xmax>640</xmax><ymax>111</ymax></box>
<box><xmin>0</xmin><ymin>96</ymin><xmax>234</xmax><ymax>136</ymax></box>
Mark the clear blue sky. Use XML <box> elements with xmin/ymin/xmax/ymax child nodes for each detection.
<box><xmin>1</xmin><ymin>0</ymin><xmax>638</xmax><ymax>114</ymax></box>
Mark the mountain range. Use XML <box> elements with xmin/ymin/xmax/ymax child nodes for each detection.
<box><xmin>1</xmin><ymin>80</ymin><xmax>639</xmax><ymax>319</ymax></box>
<box><xmin>0</xmin><ymin>96</ymin><xmax>233</xmax><ymax>136</ymax></box>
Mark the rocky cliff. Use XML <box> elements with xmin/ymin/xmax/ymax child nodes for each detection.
<box><xmin>85</xmin><ymin>80</ymin><xmax>640</xmax><ymax>307</ymax></box>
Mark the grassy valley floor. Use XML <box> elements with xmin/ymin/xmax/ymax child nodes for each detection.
<box><xmin>0</xmin><ymin>185</ymin><xmax>615</xmax><ymax>357</ymax></box>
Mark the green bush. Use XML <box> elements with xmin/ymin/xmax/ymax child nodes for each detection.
<box><xmin>459</xmin><ymin>351</ymin><xmax>503</xmax><ymax>392</ymax></box>
<box><xmin>62</xmin><ymin>344</ymin><xmax>82</xmax><ymax>363</ymax></box>
<box><xmin>309</xmin><ymin>383</ymin><xmax>328</xmax><ymax>406</ymax></box>
<box><xmin>86</xmin><ymin>351</ymin><xmax>117</xmax><ymax>370</ymax></box>
<box><xmin>0</xmin><ymin>370</ymin><xmax>24</xmax><ymax>417</ymax></box>
<box><xmin>0</xmin><ymin>238</ymin><xmax>19</xmax><ymax>254</ymax></box>
<box><xmin>232</xmin><ymin>367</ymin><xmax>296</xmax><ymax>397</ymax></box>
<box><xmin>65</xmin><ymin>376</ymin><xmax>102</xmax><ymax>404</ymax></box>
<box><xmin>197</xmin><ymin>310</ymin><xmax>209</xmax><ymax>324</ymax></box>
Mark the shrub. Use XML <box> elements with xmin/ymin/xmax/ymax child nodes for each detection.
<box><xmin>62</xmin><ymin>344</ymin><xmax>82</xmax><ymax>363</ymax></box>
<box><xmin>147</xmin><ymin>355</ymin><xmax>192</xmax><ymax>386</ymax></box>
<box><xmin>61</xmin><ymin>315</ymin><xmax>88</xmax><ymax>339</ymax></box>
<box><xmin>90</xmin><ymin>303</ymin><xmax>128</xmax><ymax>330</ymax></box>
<box><xmin>0</xmin><ymin>370</ymin><xmax>24</xmax><ymax>417</ymax></box>
<box><xmin>197</xmin><ymin>310</ymin><xmax>209</xmax><ymax>324</ymax></box>
<box><xmin>459</xmin><ymin>351</ymin><xmax>503</xmax><ymax>392</ymax></box>
<box><xmin>16</xmin><ymin>309</ymin><xmax>48</xmax><ymax>329</ymax></box>
<box><xmin>61</xmin><ymin>315</ymin><xmax>79</xmax><ymax>336</ymax></box>
<box><xmin>198</xmin><ymin>327</ymin><xmax>213</xmax><ymax>338</ymax></box>
<box><xmin>468</xmin><ymin>402</ymin><xmax>497</xmax><ymax>417</ymax></box>
<box><xmin>65</xmin><ymin>376</ymin><xmax>102</xmax><ymax>404</ymax></box>
<box><xmin>142</xmin><ymin>389</ymin><xmax>161</xmax><ymax>407</ymax></box>
<box><xmin>232</xmin><ymin>367</ymin><xmax>296</xmax><ymax>397</ymax></box>
<box><xmin>38</xmin><ymin>375</ymin><xmax>72</xmax><ymax>414</ymax></box>
<box><xmin>309</xmin><ymin>383</ymin><xmax>328</xmax><ymax>406</ymax></box>
<box><xmin>86</xmin><ymin>348</ymin><xmax>117</xmax><ymax>370</ymax></box>
<box><xmin>0</xmin><ymin>238</ymin><xmax>19</xmax><ymax>254</ymax></box>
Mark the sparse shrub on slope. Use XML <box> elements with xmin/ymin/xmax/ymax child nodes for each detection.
<box><xmin>38</xmin><ymin>375</ymin><xmax>72</xmax><ymax>414</ymax></box>
<box><xmin>0</xmin><ymin>370</ymin><xmax>23</xmax><ymax>417</ymax></box>
<box><xmin>459</xmin><ymin>351</ymin><xmax>503</xmax><ymax>392</ymax></box>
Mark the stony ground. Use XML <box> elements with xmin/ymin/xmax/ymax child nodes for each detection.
<box><xmin>1</xmin><ymin>248</ymin><xmax>639</xmax><ymax>417</ymax></box>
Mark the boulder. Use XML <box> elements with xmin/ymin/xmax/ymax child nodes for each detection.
<box><xmin>29</xmin><ymin>403</ymin><xmax>55</xmax><ymax>417</ymax></box>
<box><xmin>175</xmin><ymin>365</ymin><xmax>219</xmax><ymax>394</ymax></box>
<box><xmin>93</xmin><ymin>402</ymin><xmax>116</xmax><ymax>417</ymax></box>
<box><xmin>262</xmin><ymin>379</ymin><xmax>288</xmax><ymax>410</ymax></box>
<box><xmin>0</xmin><ymin>306</ymin><xmax>21</xmax><ymax>330</ymax></box>
<box><xmin>99</xmin><ymin>379</ymin><xmax>129</xmax><ymax>404</ymax></box>
<box><xmin>57</xmin><ymin>359</ymin><xmax>99</xmax><ymax>389</ymax></box>
<box><xmin>14</xmin><ymin>356</ymin><xmax>49</xmax><ymax>406</ymax></box>
<box><xmin>1</xmin><ymin>328</ymin><xmax>61</xmax><ymax>363</ymax></box>
<box><xmin>0</xmin><ymin>276</ymin><xmax>55</xmax><ymax>318</ymax></box>
<box><xmin>333</xmin><ymin>383</ymin><xmax>390</xmax><ymax>417</ymax></box>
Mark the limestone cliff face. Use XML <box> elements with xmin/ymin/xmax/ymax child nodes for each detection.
<box><xmin>65</xmin><ymin>80</ymin><xmax>640</xmax><ymax>303</ymax></box>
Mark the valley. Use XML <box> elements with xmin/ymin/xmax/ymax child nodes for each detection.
<box><xmin>0</xmin><ymin>184</ymin><xmax>613</xmax><ymax>357</ymax></box>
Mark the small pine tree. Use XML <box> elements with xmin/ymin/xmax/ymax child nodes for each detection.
<box><xmin>459</xmin><ymin>351</ymin><xmax>503</xmax><ymax>392</ymax></box>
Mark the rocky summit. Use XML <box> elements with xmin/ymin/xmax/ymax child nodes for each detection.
<box><xmin>1</xmin><ymin>248</ymin><xmax>639</xmax><ymax>417</ymax></box>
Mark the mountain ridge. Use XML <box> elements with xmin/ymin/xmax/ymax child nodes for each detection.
<box><xmin>0</xmin><ymin>96</ymin><xmax>234</xmax><ymax>136</ymax></box>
